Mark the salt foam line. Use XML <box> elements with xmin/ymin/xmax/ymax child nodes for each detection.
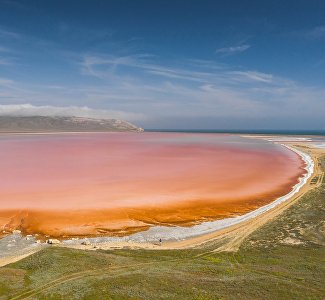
<box><xmin>64</xmin><ymin>145</ymin><xmax>314</xmax><ymax>245</ymax></box>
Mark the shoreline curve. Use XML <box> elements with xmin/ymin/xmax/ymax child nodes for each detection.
<box><xmin>62</xmin><ymin>143</ymin><xmax>314</xmax><ymax>246</ymax></box>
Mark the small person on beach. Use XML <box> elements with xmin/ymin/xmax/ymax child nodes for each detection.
<box><xmin>159</xmin><ymin>238</ymin><xmax>162</xmax><ymax>244</ymax></box>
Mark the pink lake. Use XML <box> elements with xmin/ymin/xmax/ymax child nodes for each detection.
<box><xmin>0</xmin><ymin>132</ymin><xmax>306</xmax><ymax>237</ymax></box>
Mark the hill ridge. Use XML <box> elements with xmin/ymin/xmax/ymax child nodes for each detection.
<box><xmin>0</xmin><ymin>116</ymin><xmax>144</xmax><ymax>133</ymax></box>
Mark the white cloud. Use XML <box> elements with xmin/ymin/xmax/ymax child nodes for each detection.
<box><xmin>0</xmin><ymin>58</ymin><xmax>12</xmax><ymax>65</ymax></box>
<box><xmin>229</xmin><ymin>71</ymin><xmax>273</xmax><ymax>83</ymax></box>
<box><xmin>0</xmin><ymin>78</ymin><xmax>14</xmax><ymax>86</ymax></box>
<box><xmin>0</xmin><ymin>46</ymin><xmax>10</xmax><ymax>52</ymax></box>
<box><xmin>0</xmin><ymin>104</ymin><xmax>146</xmax><ymax>122</ymax></box>
<box><xmin>304</xmin><ymin>26</ymin><xmax>325</xmax><ymax>39</ymax></box>
<box><xmin>216</xmin><ymin>44</ymin><xmax>250</xmax><ymax>55</ymax></box>
<box><xmin>0</xmin><ymin>28</ymin><xmax>20</xmax><ymax>39</ymax></box>
<box><xmin>0</xmin><ymin>51</ymin><xmax>324</xmax><ymax>129</ymax></box>
<box><xmin>80</xmin><ymin>54</ymin><xmax>214</xmax><ymax>82</ymax></box>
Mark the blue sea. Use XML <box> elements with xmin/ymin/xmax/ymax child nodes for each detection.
<box><xmin>146</xmin><ymin>129</ymin><xmax>325</xmax><ymax>136</ymax></box>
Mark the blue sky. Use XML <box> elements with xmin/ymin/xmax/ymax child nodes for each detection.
<box><xmin>0</xmin><ymin>0</ymin><xmax>324</xmax><ymax>129</ymax></box>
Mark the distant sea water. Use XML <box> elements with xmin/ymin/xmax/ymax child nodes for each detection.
<box><xmin>146</xmin><ymin>129</ymin><xmax>325</xmax><ymax>149</ymax></box>
<box><xmin>146</xmin><ymin>129</ymin><xmax>325</xmax><ymax>136</ymax></box>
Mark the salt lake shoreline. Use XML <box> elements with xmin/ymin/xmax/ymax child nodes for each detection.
<box><xmin>60</xmin><ymin>143</ymin><xmax>314</xmax><ymax>247</ymax></box>
<box><xmin>0</xmin><ymin>141</ymin><xmax>319</xmax><ymax>266</ymax></box>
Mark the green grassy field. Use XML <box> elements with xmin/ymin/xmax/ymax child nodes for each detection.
<box><xmin>1</xmin><ymin>157</ymin><xmax>324</xmax><ymax>300</ymax></box>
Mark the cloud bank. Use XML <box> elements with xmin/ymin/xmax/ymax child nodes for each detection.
<box><xmin>0</xmin><ymin>26</ymin><xmax>324</xmax><ymax>130</ymax></box>
<box><xmin>0</xmin><ymin>104</ymin><xmax>145</xmax><ymax>122</ymax></box>
<box><xmin>216</xmin><ymin>44</ymin><xmax>250</xmax><ymax>55</ymax></box>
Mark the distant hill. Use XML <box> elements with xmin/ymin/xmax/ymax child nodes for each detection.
<box><xmin>0</xmin><ymin>116</ymin><xmax>144</xmax><ymax>133</ymax></box>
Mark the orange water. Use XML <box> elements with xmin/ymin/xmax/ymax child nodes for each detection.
<box><xmin>0</xmin><ymin>133</ymin><xmax>306</xmax><ymax>237</ymax></box>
